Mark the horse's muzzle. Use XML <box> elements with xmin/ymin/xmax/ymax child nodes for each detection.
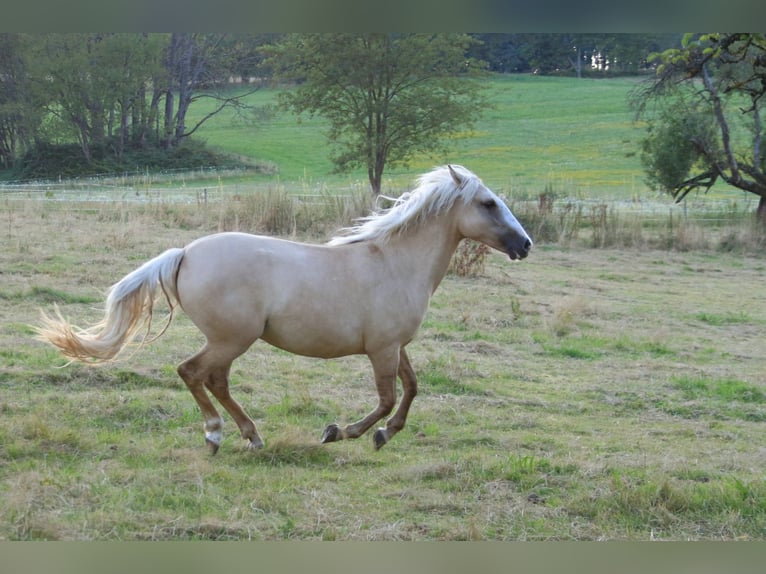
<box><xmin>506</xmin><ymin>237</ymin><xmax>532</xmax><ymax>260</ymax></box>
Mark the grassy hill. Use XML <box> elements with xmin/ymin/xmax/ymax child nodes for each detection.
<box><xmin>189</xmin><ymin>74</ymin><xmax>652</xmax><ymax>199</ymax></box>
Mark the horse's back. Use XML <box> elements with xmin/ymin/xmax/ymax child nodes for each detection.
<box><xmin>176</xmin><ymin>232</ymin><xmax>387</xmax><ymax>357</ymax></box>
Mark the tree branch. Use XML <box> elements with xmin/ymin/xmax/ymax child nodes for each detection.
<box><xmin>179</xmin><ymin>87</ymin><xmax>261</xmax><ymax>139</ymax></box>
<box><xmin>673</xmin><ymin>170</ymin><xmax>720</xmax><ymax>203</ymax></box>
<box><xmin>753</xmin><ymin>100</ymin><xmax>763</xmax><ymax>180</ymax></box>
<box><xmin>701</xmin><ymin>64</ymin><xmax>742</xmax><ymax>186</ymax></box>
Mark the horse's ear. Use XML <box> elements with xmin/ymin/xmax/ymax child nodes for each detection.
<box><xmin>448</xmin><ymin>165</ymin><xmax>462</xmax><ymax>187</ymax></box>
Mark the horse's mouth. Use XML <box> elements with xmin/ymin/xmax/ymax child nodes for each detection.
<box><xmin>506</xmin><ymin>238</ymin><xmax>532</xmax><ymax>260</ymax></box>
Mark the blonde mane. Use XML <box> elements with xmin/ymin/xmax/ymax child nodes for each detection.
<box><xmin>328</xmin><ymin>165</ymin><xmax>484</xmax><ymax>246</ymax></box>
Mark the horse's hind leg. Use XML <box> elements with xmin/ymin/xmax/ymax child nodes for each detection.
<box><xmin>178</xmin><ymin>344</ymin><xmax>263</xmax><ymax>453</ymax></box>
<box><xmin>178</xmin><ymin>351</ymin><xmax>225</xmax><ymax>454</ymax></box>
<box><xmin>204</xmin><ymin>361</ymin><xmax>264</xmax><ymax>451</ymax></box>
<box><xmin>372</xmin><ymin>347</ymin><xmax>418</xmax><ymax>450</ymax></box>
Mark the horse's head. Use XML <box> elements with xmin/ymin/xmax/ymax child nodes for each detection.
<box><xmin>449</xmin><ymin>165</ymin><xmax>532</xmax><ymax>260</ymax></box>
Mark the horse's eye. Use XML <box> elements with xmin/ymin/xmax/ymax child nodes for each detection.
<box><xmin>482</xmin><ymin>199</ymin><xmax>497</xmax><ymax>210</ymax></box>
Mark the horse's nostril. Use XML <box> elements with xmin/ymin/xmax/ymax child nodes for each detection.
<box><xmin>524</xmin><ymin>239</ymin><xmax>532</xmax><ymax>251</ymax></box>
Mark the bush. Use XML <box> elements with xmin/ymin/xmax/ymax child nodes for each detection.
<box><xmin>448</xmin><ymin>240</ymin><xmax>490</xmax><ymax>277</ymax></box>
<box><xmin>10</xmin><ymin>138</ymin><xmax>252</xmax><ymax>181</ymax></box>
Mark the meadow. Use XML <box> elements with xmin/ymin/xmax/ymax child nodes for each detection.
<box><xmin>1</xmin><ymin>75</ymin><xmax>765</xmax><ymax>541</ymax></box>
<box><xmin>186</xmin><ymin>74</ymin><xmax>753</xmax><ymax>204</ymax></box>
<box><xmin>187</xmin><ymin>74</ymin><xmax>652</xmax><ymax>197</ymax></box>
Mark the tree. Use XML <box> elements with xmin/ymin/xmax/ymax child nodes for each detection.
<box><xmin>468</xmin><ymin>34</ymin><xmax>529</xmax><ymax>73</ymax></box>
<box><xmin>10</xmin><ymin>33</ymin><xmax>262</xmax><ymax>171</ymax></box>
<box><xmin>24</xmin><ymin>34</ymin><xmax>167</xmax><ymax>162</ymax></box>
<box><xmin>468</xmin><ymin>34</ymin><xmax>679</xmax><ymax>78</ymax></box>
<box><xmin>266</xmin><ymin>33</ymin><xmax>488</xmax><ymax>194</ymax></box>
<box><xmin>0</xmin><ymin>34</ymin><xmax>38</xmax><ymax>169</ymax></box>
<box><xmin>95</xmin><ymin>33</ymin><xmax>165</xmax><ymax>156</ymax></box>
<box><xmin>159</xmin><ymin>33</ymin><xmax>262</xmax><ymax>150</ymax></box>
<box><xmin>634</xmin><ymin>33</ymin><xmax>766</xmax><ymax>221</ymax></box>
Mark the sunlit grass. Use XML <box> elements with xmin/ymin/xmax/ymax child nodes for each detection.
<box><xmin>186</xmin><ymin>76</ymin><xmax>655</xmax><ymax>198</ymax></box>
<box><xmin>2</xmin><ymin>77</ymin><xmax>766</xmax><ymax>540</ymax></box>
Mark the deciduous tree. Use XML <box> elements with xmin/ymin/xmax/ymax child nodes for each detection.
<box><xmin>18</xmin><ymin>33</ymin><xmax>260</xmax><ymax>166</ymax></box>
<box><xmin>0</xmin><ymin>34</ymin><xmax>37</xmax><ymax>169</ymax></box>
<box><xmin>267</xmin><ymin>33</ymin><xmax>488</xmax><ymax>194</ymax></box>
<box><xmin>635</xmin><ymin>33</ymin><xmax>766</xmax><ymax>221</ymax></box>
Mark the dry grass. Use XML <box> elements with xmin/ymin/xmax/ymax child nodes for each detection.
<box><xmin>2</xmin><ymin>195</ymin><xmax>766</xmax><ymax>540</ymax></box>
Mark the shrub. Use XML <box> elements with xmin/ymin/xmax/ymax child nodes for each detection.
<box><xmin>448</xmin><ymin>240</ymin><xmax>490</xmax><ymax>277</ymax></box>
<box><xmin>12</xmin><ymin>138</ymin><xmax>253</xmax><ymax>181</ymax></box>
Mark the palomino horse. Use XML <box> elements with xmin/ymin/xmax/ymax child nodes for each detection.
<box><xmin>37</xmin><ymin>165</ymin><xmax>532</xmax><ymax>453</ymax></box>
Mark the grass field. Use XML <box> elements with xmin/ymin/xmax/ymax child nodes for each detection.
<box><xmin>1</xmin><ymin>196</ymin><xmax>765</xmax><ymax>540</ymax></box>
<box><xmin>188</xmin><ymin>74</ymin><xmax>747</xmax><ymax>205</ymax></box>
<box><xmin>1</xmin><ymin>75</ymin><xmax>765</xmax><ymax>541</ymax></box>
<box><xmin>188</xmin><ymin>75</ymin><xmax>651</xmax><ymax>198</ymax></box>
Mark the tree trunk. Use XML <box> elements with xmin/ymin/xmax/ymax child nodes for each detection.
<box><xmin>173</xmin><ymin>35</ymin><xmax>194</xmax><ymax>145</ymax></box>
<box><xmin>162</xmin><ymin>33</ymin><xmax>180</xmax><ymax>149</ymax></box>
<box><xmin>367</xmin><ymin>166</ymin><xmax>382</xmax><ymax>195</ymax></box>
<box><xmin>368</xmin><ymin>150</ymin><xmax>386</xmax><ymax>195</ymax></box>
<box><xmin>163</xmin><ymin>89</ymin><xmax>174</xmax><ymax>149</ymax></box>
<box><xmin>88</xmin><ymin>102</ymin><xmax>106</xmax><ymax>147</ymax></box>
<box><xmin>575</xmin><ymin>46</ymin><xmax>582</xmax><ymax>78</ymax></box>
<box><xmin>132</xmin><ymin>86</ymin><xmax>145</xmax><ymax>147</ymax></box>
<box><xmin>148</xmin><ymin>87</ymin><xmax>162</xmax><ymax>146</ymax></box>
<box><xmin>119</xmin><ymin>97</ymin><xmax>129</xmax><ymax>156</ymax></box>
<box><xmin>757</xmin><ymin>195</ymin><xmax>766</xmax><ymax>225</ymax></box>
<box><xmin>74</xmin><ymin>118</ymin><xmax>91</xmax><ymax>163</ymax></box>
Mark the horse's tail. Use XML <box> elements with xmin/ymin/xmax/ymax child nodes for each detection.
<box><xmin>36</xmin><ymin>247</ymin><xmax>186</xmax><ymax>363</ymax></box>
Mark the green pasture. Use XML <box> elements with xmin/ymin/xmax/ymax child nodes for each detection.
<box><xmin>1</xmin><ymin>75</ymin><xmax>765</xmax><ymax>541</ymax></box>
<box><xmin>188</xmin><ymin>75</ymin><xmax>650</xmax><ymax>197</ymax></box>
<box><xmin>1</xmin><ymin>193</ymin><xmax>765</xmax><ymax>540</ymax></box>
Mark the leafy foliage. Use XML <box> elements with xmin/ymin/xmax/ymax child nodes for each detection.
<box><xmin>266</xmin><ymin>34</ymin><xmax>488</xmax><ymax>193</ymax></box>
<box><xmin>0</xmin><ymin>33</ymin><xmax>264</xmax><ymax>177</ymax></box>
<box><xmin>635</xmin><ymin>33</ymin><xmax>766</xmax><ymax>218</ymax></box>
<box><xmin>639</xmin><ymin>94</ymin><xmax>720</xmax><ymax>193</ymax></box>
<box><xmin>12</xmin><ymin>138</ymin><xmax>250</xmax><ymax>180</ymax></box>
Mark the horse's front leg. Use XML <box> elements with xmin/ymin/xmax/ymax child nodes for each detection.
<box><xmin>372</xmin><ymin>347</ymin><xmax>417</xmax><ymax>449</ymax></box>
<box><xmin>321</xmin><ymin>346</ymin><xmax>399</xmax><ymax>448</ymax></box>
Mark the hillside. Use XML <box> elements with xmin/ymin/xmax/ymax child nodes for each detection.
<box><xmin>190</xmin><ymin>74</ymin><xmax>652</xmax><ymax>199</ymax></box>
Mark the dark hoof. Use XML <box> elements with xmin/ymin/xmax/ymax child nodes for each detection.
<box><xmin>373</xmin><ymin>428</ymin><xmax>389</xmax><ymax>450</ymax></box>
<box><xmin>206</xmin><ymin>438</ymin><xmax>220</xmax><ymax>455</ymax></box>
<box><xmin>321</xmin><ymin>423</ymin><xmax>341</xmax><ymax>444</ymax></box>
<box><xmin>248</xmin><ymin>438</ymin><xmax>265</xmax><ymax>451</ymax></box>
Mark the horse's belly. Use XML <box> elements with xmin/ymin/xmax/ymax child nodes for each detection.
<box><xmin>260</xmin><ymin>319</ymin><xmax>364</xmax><ymax>359</ymax></box>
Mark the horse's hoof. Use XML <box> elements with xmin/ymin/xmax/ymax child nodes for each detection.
<box><xmin>248</xmin><ymin>438</ymin><xmax>265</xmax><ymax>451</ymax></box>
<box><xmin>373</xmin><ymin>428</ymin><xmax>389</xmax><ymax>450</ymax></box>
<box><xmin>206</xmin><ymin>438</ymin><xmax>220</xmax><ymax>455</ymax></box>
<box><xmin>321</xmin><ymin>423</ymin><xmax>341</xmax><ymax>443</ymax></box>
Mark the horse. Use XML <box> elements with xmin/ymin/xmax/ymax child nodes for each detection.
<box><xmin>36</xmin><ymin>165</ymin><xmax>532</xmax><ymax>453</ymax></box>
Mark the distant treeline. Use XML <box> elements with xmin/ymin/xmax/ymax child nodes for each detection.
<box><xmin>468</xmin><ymin>33</ymin><xmax>681</xmax><ymax>75</ymax></box>
<box><xmin>0</xmin><ymin>33</ymin><xmax>680</xmax><ymax>180</ymax></box>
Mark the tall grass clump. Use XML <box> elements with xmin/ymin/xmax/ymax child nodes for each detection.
<box><xmin>212</xmin><ymin>187</ymin><xmax>375</xmax><ymax>237</ymax></box>
<box><xmin>448</xmin><ymin>240</ymin><xmax>491</xmax><ymax>277</ymax></box>
<box><xmin>300</xmin><ymin>188</ymin><xmax>377</xmax><ymax>237</ymax></box>
<box><xmin>714</xmin><ymin>220</ymin><xmax>766</xmax><ymax>254</ymax></box>
<box><xmin>653</xmin><ymin>204</ymin><xmax>766</xmax><ymax>253</ymax></box>
<box><xmin>587</xmin><ymin>204</ymin><xmax>646</xmax><ymax>248</ymax></box>
<box><xmin>510</xmin><ymin>188</ymin><xmax>582</xmax><ymax>246</ymax></box>
<box><xmin>507</xmin><ymin>191</ymin><xmax>766</xmax><ymax>253</ymax></box>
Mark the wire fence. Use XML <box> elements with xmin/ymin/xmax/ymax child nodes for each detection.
<box><xmin>0</xmin><ymin>172</ymin><xmax>760</xmax><ymax>224</ymax></box>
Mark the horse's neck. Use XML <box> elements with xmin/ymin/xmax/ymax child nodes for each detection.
<box><xmin>386</xmin><ymin>215</ymin><xmax>461</xmax><ymax>295</ymax></box>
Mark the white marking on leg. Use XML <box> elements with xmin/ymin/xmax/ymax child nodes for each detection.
<box><xmin>205</xmin><ymin>417</ymin><xmax>223</xmax><ymax>447</ymax></box>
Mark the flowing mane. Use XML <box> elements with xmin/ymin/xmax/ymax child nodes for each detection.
<box><xmin>328</xmin><ymin>165</ymin><xmax>484</xmax><ymax>246</ymax></box>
